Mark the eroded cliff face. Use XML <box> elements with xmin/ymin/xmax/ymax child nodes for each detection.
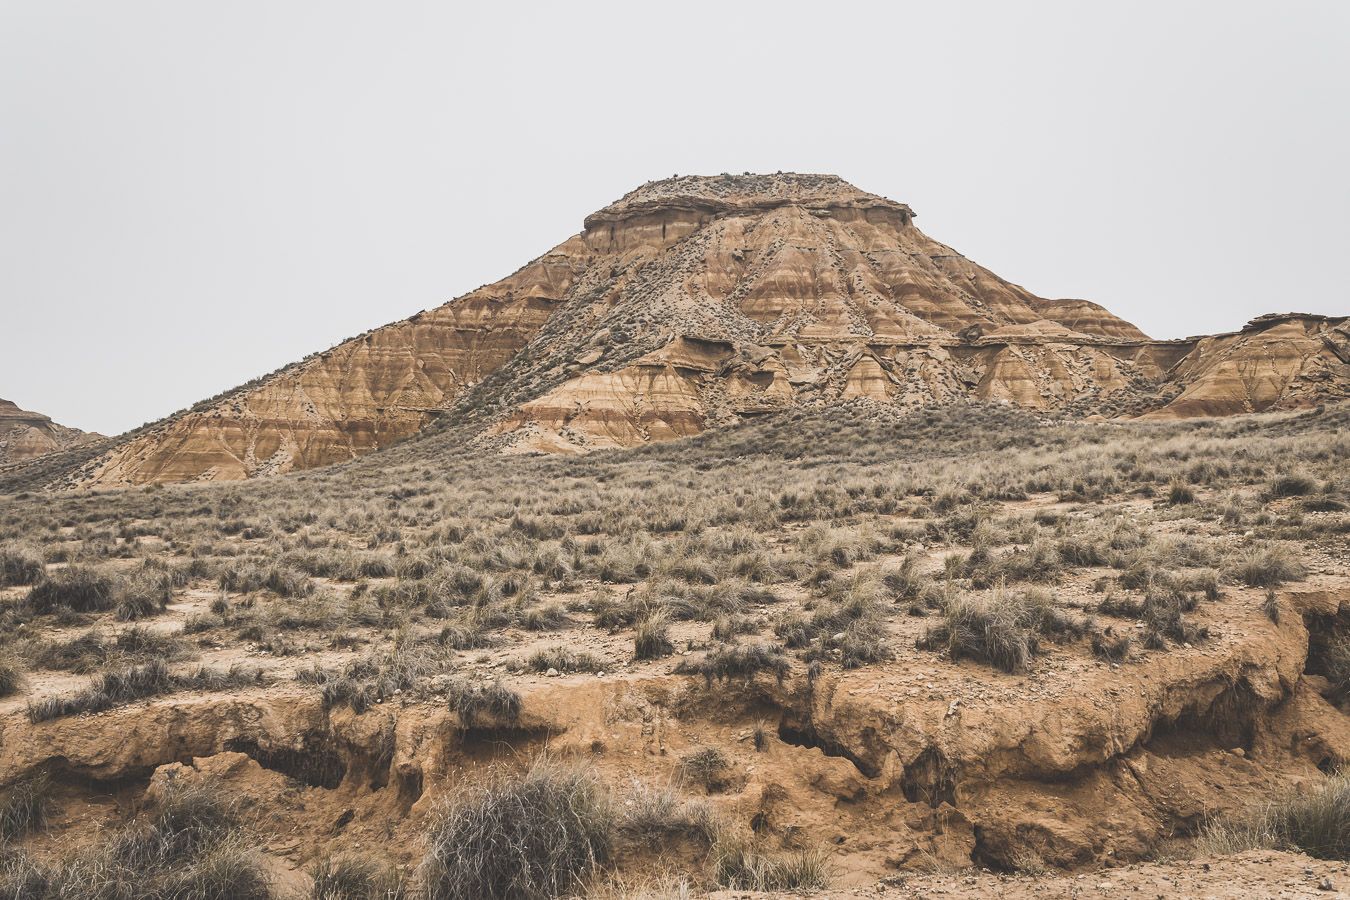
<box><xmin>62</xmin><ymin>174</ymin><xmax>1349</xmax><ymax>483</ymax></box>
<box><xmin>0</xmin><ymin>398</ymin><xmax>99</xmax><ymax>465</ymax></box>
<box><xmin>1142</xmin><ymin>315</ymin><xmax>1350</xmax><ymax>419</ymax></box>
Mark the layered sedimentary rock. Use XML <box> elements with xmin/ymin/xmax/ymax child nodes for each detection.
<box><xmin>0</xmin><ymin>398</ymin><xmax>99</xmax><ymax>465</ymax></box>
<box><xmin>1141</xmin><ymin>314</ymin><xmax>1350</xmax><ymax>419</ymax></box>
<box><xmin>57</xmin><ymin>173</ymin><xmax>1349</xmax><ymax>483</ymax></box>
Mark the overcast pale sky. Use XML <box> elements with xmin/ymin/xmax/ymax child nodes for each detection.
<box><xmin>2</xmin><ymin>2</ymin><xmax>1347</xmax><ymax>436</ymax></box>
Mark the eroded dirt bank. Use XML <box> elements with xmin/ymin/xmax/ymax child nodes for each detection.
<box><xmin>3</xmin><ymin>581</ymin><xmax>1346</xmax><ymax>888</ymax></box>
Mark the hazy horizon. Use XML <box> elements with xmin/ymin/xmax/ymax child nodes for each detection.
<box><xmin>3</xmin><ymin>1</ymin><xmax>1347</xmax><ymax>436</ymax></box>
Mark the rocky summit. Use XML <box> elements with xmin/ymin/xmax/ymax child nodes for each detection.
<box><xmin>51</xmin><ymin>173</ymin><xmax>1350</xmax><ymax>485</ymax></box>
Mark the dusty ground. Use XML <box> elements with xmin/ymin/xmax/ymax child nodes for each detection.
<box><xmin>715</xmin><ymin>851</ymin><xmax>1350</xmax><ymax>898</ymax></box>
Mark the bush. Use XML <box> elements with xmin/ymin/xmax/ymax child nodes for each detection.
<box><xmin>0</xmin><ymin>779</ymin><xmax>270</xmax><ymax>899</ymax></box>
<box><xmin>114</xmin><ymin>570</ymin><xmax>173</xmax><ymax>621</ymax></box>
<box><xmin>0</xmin><ymin>544</ymin><xmax>44</xmax><ymax>587</ymax></box>
<box><xmin>1227</xmin><ymin>545</ymin><xmax>1307</xmax><ymax>588</ymax></box>
<box><xmin>1167</xmin><ymin>481</ymin><xmax>1195</xmax><ymax>505</ymax></box>
<box><xmin>709</xmin><ymin>826</ymin><xmax>831</xmax><ymax>890</ymax></box>
<box><xmin>674</xmin><ymin>642</ymin><xmax>790</xmax><ymax>685</ymax></box>
<box><xmin>26</xmin><ymin>566</ymin><xmax>117</xmax><ymax>614</ymax></box>
<box><xmin>1198</xmin><ymin>773</ymin><xmax>1350</xmax><ymax>860</ymax></box>
<box><xmin>918</xmin><ymin>590</ymin><xmax>1068</xmax><ymax>673</ymax></box>
<box><xmin>1268</xmin><ymin>474</ymin><xmax>1318</xmax><ymax>499</ymax></box>
<box><xmin>0</xmin><ymin>656</ymin><xmax>22</xmax><ymax>697</ymax></box>
<box><xmin>679</xmin><ymin>747</ymin><xmax>731</xmax><ymax>791</ymax></box>
<box><xmin>447</xmin><ymin>679</ymin><xmax>521</xmax><ymax>728</ymax></box>
<box><xmin>526</xmin><ymin>646</ymin><xmax>602</xmax><ymax>674</ymax></box>
<box><xmin>219</xmin><ymin>561</ymin><xmax>313</xmax><ymax>598</ymax></box>
<box><xmin>0</xmin><ymin>773</ymin><xmax>53</xmax><ymax>841</ymax></box>
<box><xmin>300</xmin><ymin>648</ymin><xmax>435</xmax><ymax>714</ymax></box>
<box><xmin>633</xmin><ymin>613</ymin><xmax>673</xmax><ymax>660</ymax></box>
<box><xmin>421</xmin><ymin>759</ymin><xmax>613</xmax><ymax>900</ymax></box>
<box><xmin>27</xmin><ymin>661</ymin><xmax>263</xmax><ymax>722</ymax></box>
<box><xmin>1321</xmin><ymin>634</ymin><xmax>1350</xmax><ymax>700</ymax></box>
<box><xmin>311</xmin><ymin>854</ymin><xmax>407</xmax><ymax>899</ymax></box>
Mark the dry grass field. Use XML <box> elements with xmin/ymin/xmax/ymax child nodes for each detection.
<box><xmin>0</xmin><ymin>401</ymin><xmax>1347</xmax><ymax>898</ymax></box>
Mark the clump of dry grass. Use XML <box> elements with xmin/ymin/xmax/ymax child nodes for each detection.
<box><xmin>1226</xmin><ymin>544</ymin><xmax>1307</xmax><ymax>588</ymax></box>
<box><xmin>446</xmin><ymin>679</ymin><xmax>522</xmax><ymax>728</ymax></box>
<box><xmin>0</xmin><ymin>544</ymin><xmax>44</xmax><ymax>587</ymax></box>
<box><xmin>917</xmin><ymin>589</ymin><xmax>1059</xmax><ymax>674</ymax></box>
<box><xmin>0</xmin><ymin>779</ymin><xmax>269</xmax><ymax>899</ymax></box>
<box><xmin>27</xmin><ymin>660</ymin><xmax>264</xmax><ymax>722</ymax></box>
<box><xmin>674</xmin><ymin>642</ymin><xmax>790</xmax><ymax>685</ymax></box>
<box><xmin>421</xmin><ymin>759</ymin><xmax>613</xmax><ymax>900</ymax></box>
<box><xmin>1197</xmin><ymin>773</ymin><xmax>1350</xmax><ymax>860</ymax></box>
<box><xmin>310</xmin><ymin>854</ymin><xmax>408</xmax><ymax>899</ymax></box>
<box><xmin>632</xmin><ymin>613</ymin><xmax>673</xmax><ymax>660</ymax></box>
<box><xmin>708</xmin><ymin>823</ymin><xmax>831</xmax><ymax>891</ymax></box>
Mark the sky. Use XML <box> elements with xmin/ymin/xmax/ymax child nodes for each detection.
<box><xmin>2</xmin><ymin>1</ymin><xmax>1347</xmax><ymax>436</ymax></box>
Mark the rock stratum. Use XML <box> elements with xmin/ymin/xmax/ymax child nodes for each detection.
<box><xmin>0</xmin><ymin>398</ymin><xmax>99</xmax><ymax>466</ymax></box>
<box><xmin>43</xmin><ymin>173</ymin><xmax>1350</xmax><ymax>485</ymax></box>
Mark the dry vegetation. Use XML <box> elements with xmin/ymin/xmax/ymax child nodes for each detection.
<box><xmin>0</xmin><ymin>402</ymin><xmax>1347</xmax><ymax>896</ymax></box>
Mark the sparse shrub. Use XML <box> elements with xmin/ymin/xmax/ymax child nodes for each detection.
<box><xmin>526</xmin><ymin>646</ymin><xmax>602</xmax><ymax>674</ymax></box>
<box><xmin>27</xmin><ymin>660</ymin><xmax>263</xmax><ymax>722</ymax></box>
<box><xmin>1197</xmin><ymin>773</ymin><xmax>1350</xmax><ymax>860</ymax></box>
<box><xmin>0</xmin><ymin>773</ymin><xmax>53</xmax><ymax>840</ymax></box>
<box><xmin>1091</xmin><ymin>630</ymin><xmax>1132</xmax><ymax>662</ymax></box>
<box><xmin>0</xmin><ymin>656</ymin><xmax>22</xmax><ymax>697</ymax></box>
<box><xmin>447</xmin><ymin>679</ymin><xmax>521</xmax><ymax>728</ymax></box>
<box><xmin>311</xmin><ymin>854</ymin><xmax>407</xmax><ymax>899</ymax></box>
<box><xmin>1267</xmin><ymin>474</ymin><xmax>1317</xmax><ymax>499</ymax></box>
<box><xmin>1227</xmin><ymin>545</ymin><xmax>1307</xmax><ymax>588</ymax></box>
<box><xmin>421</xmin><ymin>759</ymin><xmax>613</xmax><ymax>900</ymax></box>
<box><xmin>709</xmin><ymin>825</ymin><xmax>831</xmax><ymax>891</ymax></box>
<box><xmin>1263</xmin><ymin>589</ymin><xmax>1281</xmax><ymax>623</ymax></box>
<box><xmin>620</xmin><ymin>783</ymin><xmax>713</xmax><ymax>845</ymax></box>
<box><xmin>1167</xmin><ymin>481</ymin><xmax>1195</xmax><ymax>505</ymax></box>
<box><xmin>521</xmin><ymin>603</ymin><xmax>569</xmax><ymax>631</ymax></box>
<box><xmin>437</xmin><ymin>621</ymin><xmax>495</xmax><ymax>650</ymax></box>
<box><xmin>303</xmin><ymin>648</ymin><xmax>435</xmax><ymax>714</ymax></box>
<box><xmin>674</xmin><ymin>642</ymin><xmax>790</xmax><ymax>685</ymax></box>
<box><xmin>114</xmin><ymin>570</ymin><xmax>172</xmax><ymax>621</ymax></box>
<box><xmin>633</xmin><ymin>613</ymin><xmax>673</xmax><ymax>660</ymax></box>
<box><xmin>0</xmin><ymin>544</ymin><xmax>44</xmax><ymax>587</ymax></box>
<box><xmin>881</xmin><ymin>554</ymin><xmax>929</xmax><ymax>601</ymax></box>
<box><xmin>0</xmin><ymin>778</ymin><xmax>269</xmax><ymax>898</ymax></box>
<box><xmin>917</xmin><ymin>590</ymin><xmax>1045</xmax><ymax>673</ymax></box>
<box><xmin>966</xmin><ymin>540</ymin><xmax>1062</xmax><ymax>588</ymax></box>
<box><xmin>710</xmin><ymin>615</ymin><xmax>758</xmax><ymax>642</ymax></box>
<box><xmin>219</xmin><ymin>560</ymin><xmax>313</xmax><ymax>598</ymax></box>
<box><xmin>679</xmin><ymin>747</ymin><xmax>731</xmax><ymax>791</ymax></box>
<box><xmin>25</xmin><ymin>566</ymin><xmax>116</xmax><ymax>614</ymax></box>
<box><xmin>1321</xmin><ymin>634</ymin><xmax>1350</xmax><ymax>700</ymax></box>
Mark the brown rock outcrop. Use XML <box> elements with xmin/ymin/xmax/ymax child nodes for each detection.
<box><xmin>43</xmin><ymin>174</ymin><xmax>1348</xmax><ymax>484</ymax></box>
<box><xmin>0</xmin><ymin>398</ymin><xmax>99</xmax><ymax>465</ymax></box>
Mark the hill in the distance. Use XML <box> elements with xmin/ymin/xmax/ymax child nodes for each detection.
<box><xmin>27</xmin><ymin>174</ymin><xmax>1350</xmax><ymax>487</ymax></box>
<box><xmin>0</xmin><ymin>398</ymin><xmax>101</xmax><ymax>466</ymax></box>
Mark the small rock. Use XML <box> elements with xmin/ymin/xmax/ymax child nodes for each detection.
<box><xmin>545</xmin><ymin>668</ymin><xmax>559</xmax><ymax>677</ymax></box>
<box><xmin>1319</xmin><ymin>876</ymin><xmax>1335</xmax><ymax>891</ymax></box>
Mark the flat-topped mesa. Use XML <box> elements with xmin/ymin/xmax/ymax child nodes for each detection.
<box><xmin>582</xmin><ymin>173</ymin><xmax>914</xmax><ymax>252</ymax></box>
<box><xmin>13</xmin><ymin>172</ymin><xmax>1346</xmax><ymax>488</ymax></box>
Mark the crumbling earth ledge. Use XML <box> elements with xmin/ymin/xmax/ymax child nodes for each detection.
<box><xmin>2</xmin><ymin>580</ymin><xmax>1346</xmax><ymax>886</ymax></box>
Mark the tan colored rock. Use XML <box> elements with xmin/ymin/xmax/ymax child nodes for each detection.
<box><xmin>38</xmin><ymin>174</ymin><xmax>1348</xmax><ymax>485</ymax></box>
<box><xmin>0</xmin><ymin>397</ymin><xmax>101</xmax><ymax>465</ymax></box>
<box><xmin>1142</xmin><ymin>314</ymin><xmax>1350</xmax><ymax>418</ymax></box>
